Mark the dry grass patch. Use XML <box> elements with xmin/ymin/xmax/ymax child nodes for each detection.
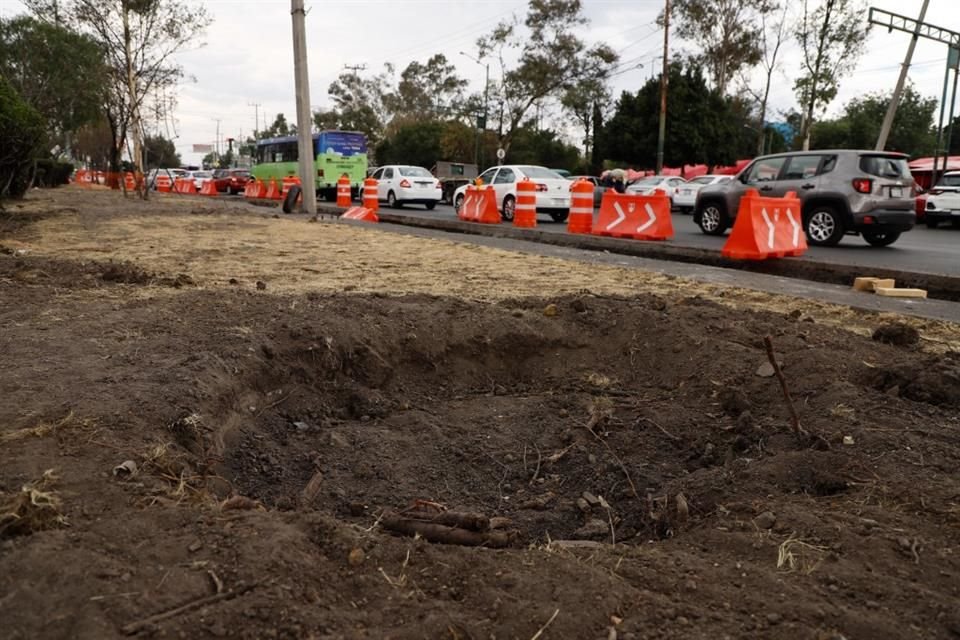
<box><xmin>0</xmin><ymin>469</ymin><xmax>67</xmax><ymax>538</ymax></box>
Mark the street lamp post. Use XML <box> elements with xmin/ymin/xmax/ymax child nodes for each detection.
<box><xmin>460</xmin><ymin>51</ymin><xmax>489</xmax><ymax>168</ymax></box>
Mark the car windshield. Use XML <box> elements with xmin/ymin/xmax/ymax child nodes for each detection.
<box><xmin>632</xmin><ymin>177</ymin><xmax>662</xmax><ymax>186</ymax></box>
<box><xmin>193</xmin><ymin>171</ymin><xmax>212</xmax><ymax>178</ymax></box>
<box><xmin>691</xmin><ymin>177</ymin><xmax>715</xmax><ymax>185</ymax></box>
<box><xmin>399</xmin><ymin>167</ymin><xmax>432</xmax><ymax>177</ymax></box>
<box><xmin>859</xmin><ymin>155</ymin><xmax>910</xmax><ymax>179</ymax></box>
<box><xmin>938</xmin><ymin>174</ymin><xmax>960</xmax><ymax>187</ymax></box>
<box><xmin>518</xmin><ymin>166</ymin><xmax>564</xmax><ymax>180</ymax></box>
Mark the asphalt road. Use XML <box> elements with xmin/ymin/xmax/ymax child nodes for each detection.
<box><xmin>383</xmin><ymin>202</ymin><xmax>960</xmax><ymax>277</ymax></box>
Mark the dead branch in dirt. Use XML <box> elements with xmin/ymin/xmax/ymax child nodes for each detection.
<box><xmin>580</xmin><ymin>420</ymin><xmax>640</xmax><ymax>502</ymax></box>
<box><xmin>380</xmin><ymin>512</ymin><xmax>513</xmax><ymax>548</ymax></box>
<box><xmin>399</xmin><ymin>507</ymin><xmax>490</xmax><ymax>532</ymax></box>
<box><xmin>254</xmin><ymin>392</ymin><xmax>290</xmax><ymax>417</ymax></box>
<box><xmin>121</xmin><ymin>582</ymin><xmax>258</xmax><ymax>635</ymax></box>
<box><xmin>530</xmin><ymin>608</ymin><xmax>560</xmax><ymax>640</ymax></box>
<box><xmin>763</xmin><ymin>336</ymin><xmax>816</xmax><ymax>444</ymax></box>
<box><xmin>0</xmin><ymin>469</ymin><xmax>67</xmax><ymax>538</ymax></box>
<box><xmin>635</xmin><ymin>416</ymin><xmax>680</xmax><ymax>442</ymax></box>
<box><xmin>529</xmin><ymin>444</ymin><xmax>542</xmax><ymax>485</ymax></box>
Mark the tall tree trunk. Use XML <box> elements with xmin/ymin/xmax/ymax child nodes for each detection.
<box><xmin>122</xmin><ymin>6</ymin><xmax>144</xmax><ymax>197</ymax></box>
<box><xmin>802</xmin><ymin>0</ymin><xmax>835</xmax><ymax>150</ymax></box>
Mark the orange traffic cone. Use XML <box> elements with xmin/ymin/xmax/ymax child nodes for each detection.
<box><xmin>362</xmin><ymin>177</ymin><xmax>379</xmax><ymax>213</ymax></box>
<box><xmin>265</xmin><ymin>178</ymin><xmax>282</xmax><ymax>200</ymax></box>
<box><xmin>336</xmin><ymin>175</ymin><xmax>352</xmax><ymax>207</ymax></box>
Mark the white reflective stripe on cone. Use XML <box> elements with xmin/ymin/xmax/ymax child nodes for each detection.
<box><xmin>569</xmin><ymin>207</ymin><xmax>594</xmax><ymax>215</ymax></box>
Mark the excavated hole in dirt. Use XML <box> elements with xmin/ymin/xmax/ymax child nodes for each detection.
<box><xmin>155</xmin><ymin>294</ymin><xmax>957</xmax><ymax>546</ymax></box>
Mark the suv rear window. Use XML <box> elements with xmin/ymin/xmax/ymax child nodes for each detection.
<box><xmin>859</xmin><ymin>155</ymin><xmax>910</xmax><ymax>179</ymax></box>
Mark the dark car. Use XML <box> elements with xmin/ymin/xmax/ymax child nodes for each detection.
<box><xmin>694</xmin><ymin>150</ymin><xmax>916</xmax><ymax>247</ymax></box>
<box><xmin>213</xmin><ymin>169</ymin><xmax>251</xmax><ymax>195</ymax></box>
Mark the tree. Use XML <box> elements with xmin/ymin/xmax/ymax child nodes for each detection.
<box><xmin>561</xmin><ymin>77</ymin><xmax>610</xmax><ymax>165</ymax></box>
<box><xmin>669</xmin><ymin>0</ymin><xmax>774</xmax><ymax>95</ymax></box>
<box><xmin>476</xmin><ymin>0</ymin><xmax>617</xmax><ymax>154</ymax></box>
<box><xmin>385</xmin><ymin>54</ymin><xmax>468</xmax><ymax>120</ymax></box>
<box><xmin>794</xmin><ymin>0</ymin><xmax>869</xmax><ymax>150</ymax></box>
<box><xmin>28</xmin><ymin>0</ymin><xmax>211</xmax><ymax>193</ymax></box>
<box><xmin>262</xmin><ymin>113</ymin><xmax>295</xmax><ymax>138</ymax></box>
<box><xmin>375</xmin><ymin>120</ymin><xmax>444</xmax><ymax>168</ymax></box>
<box><xmin>811</xmin><ymin>86</ymin><xmax>937</xmax><ymax>155</ymax></box>
<box><xmin>604</xmin><ymin>63</ymin><xmax>748</xmax><ymax>168</ymax></box>
<box><xmin>143</xmin><ymin>133</ymin><xmax>179</xmax><ymax>169</ymax></box>
<box><xmin>0</xmin><ymin>77</ymin><xmax>45</xmax><ymax>201</ymax></box>
<box><xmin>313</xmin><ymin>108</ymin><xmax>341</xmax><ymax>131</ymax></box>
<box><xmin>327</xmin><ymin>66</ymin><xmax>392</xmax><ymax>147</ymax></box>
<box><xmin>0</xmin><ymin>15</ymin><xmax>107</xmax><ymax>156</ymax></box>
<box><xmin>740</xmin><ymin>2</ymin><xmax>791</xmax><ymax>154</ymax></box>
<box><xmin>507</xmin><ymin>125</ymin><xmax>581</xmax><ymax>169</ymax></box>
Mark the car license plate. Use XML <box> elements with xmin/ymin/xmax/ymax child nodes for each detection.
<box><xmin>890</xmin><ymin>187</ymin><xmax>903</xmax><ymax>198</ymax></box>
<box><xmin>552</xmin><ymin>198</ymin><xmax>565</xmax><ymax>205</ymax></box>
<box><xmin>682</xmin><ymin>189</ymin><xmax>691</xmax><ymax>195</ymax></box>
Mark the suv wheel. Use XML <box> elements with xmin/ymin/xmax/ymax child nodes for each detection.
<box><xmin>804</xmin><ymin>206</ymin><xmax>844</xmax><ymax>246</ymax></box>
<box><xmin>698</xmin><ymin>202</ymin><xmax>728</xmax><ymax>235</ymax></box>
<box><xmin>502</xmin><ymin>195</ymin><xmax>516</xmax><ymax>222</ymax></box>
<box><xmin>862</xmin><ymin>230</ymin><xmax>901</xmax><ymax>247</ymax></box>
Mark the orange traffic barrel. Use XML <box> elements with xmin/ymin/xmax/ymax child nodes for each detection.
<box><xmin>336</xmin><ymin>175</ymin><xmax>352</xmax><ymax>207</ymax></box>
<box><xmin>363</xmin><ymin>177</ymin><xmax>378</xmax><ymax>213</ymax></box>
<box><xmin>568</xmin><ymin>178</ymin><xmax>594</xmax><ymax>234</ymax></box>
<box><xmin>514</xmin><ymin>178</ymin><xmax>537</xmax><ymax>228</ymax></box>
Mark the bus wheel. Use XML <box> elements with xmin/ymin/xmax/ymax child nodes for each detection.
<box><xmin>282</xmin><ymin>185</ymin><xmax>302</xmax><ymax>214</ymax></box>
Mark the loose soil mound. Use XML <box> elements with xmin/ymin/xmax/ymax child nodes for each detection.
<box><xmin>2</xmin><ymin>190</ymin><xmax>960</xmax><ymax>639</ymax></box>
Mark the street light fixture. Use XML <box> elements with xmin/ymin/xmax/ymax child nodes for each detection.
<box><xmin>460</xmin><ymin>51</ymin><xmax>489</xmax><ymax>168</ymax></box>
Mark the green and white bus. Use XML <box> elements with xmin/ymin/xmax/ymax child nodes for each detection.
<box><xmin>251</xmin><ymin>130</ymin><xmax>368</xmax><ymax>200</ymax></box>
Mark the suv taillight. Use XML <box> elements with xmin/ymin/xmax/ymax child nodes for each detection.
<box><xmin>852</xmin><ymin>178</ymin><xmax>872</xmax><ymax>194</ymax></box>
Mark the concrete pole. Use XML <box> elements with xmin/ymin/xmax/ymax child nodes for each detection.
<box><xmin>875</xmin><ymin>0</ymin><xmax>930</xmax><ymax>151</ymax></box>
<box><xmin>291</xmin><ymin>0</ymin><xmax>317</xmax><ymax>215</ymax></box>
<box><xmin>656</xmin><ymin>0</ymin><xmax>670</xmax><ymax>174</ymax></box>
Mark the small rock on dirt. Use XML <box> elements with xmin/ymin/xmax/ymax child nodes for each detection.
<box><xmin>756</xmin><ymin>362</ymin><xmax>776</xmax><ymax>378</ymax></box>
<box><xmin>576</xmin><ymin>498</ymin><xmax>591</xmax><ymax>513</ymax></box>
<box><xmin>753</xmin><ymin>511</ymin><xmax>777</xmax><ymax>530</ymax></box>
<box><xmin>582</xmin><ymin>491</ymin><xmax>601</xmax><ymax>507</ymax></box>
<box><xmin>842</xmin><ymin>435</ymin><xmax>855</xmax><ymax>446</ymax></box>
<box><xmin>348</xmin><ymin>548</ymin><xmax>365</xmax><ymax>566</ymax></box>
<box><xmin>872</xmin><ymin>322</ymin><xmax>920</xmax><ymax>347</ymax></box>
<box><xmin>256</xmin><ymin>280</ymin><xmax>267</xmax><ymax>290</ymax></box>
<box><xmin>573</xmin><ymin>518</ymin><xmax>609</xmax><ymax>539</ymax></box>
<box><xmin>112</xmin><ymin>460</ymin><xmax>138</xmax><ymax>479</ymax></box>
<box><xmin>543</xmin><ymin>303</ymin><xmax>558</xmax><ymax>317</ymax></box>
<box><xmin>766</xmin><ymin>613</ymin><xmax>782</xmax><ymax>625</ymax></box>
<box><xmin>571</xmin><ymin>298</ymin><xmax>588</xmax><ymax>313</ymax></box>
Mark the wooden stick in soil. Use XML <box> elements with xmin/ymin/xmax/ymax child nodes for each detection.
<box><xmin>400</xmin><ymin>509</ymin><xmax>491</xmax><ymax>532</ymax></box>
<box><xmin>121</xmin><ymin>583</ymin><xmax>257</xmax><ymax>635</ymax></box>
<box><xmin>763</xmin><ymin>336</ymin><xmax>808</xmax><ymax>438</ymax></box>
<box><xmin>380</xmin><ymin>513</ymin><xmax>513</xmax><ymax>547</ymax></box>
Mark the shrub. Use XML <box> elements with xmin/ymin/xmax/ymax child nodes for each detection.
<box><xmin>0</xmin><ymin>77</ymin><xmax>44</xmax><ymax>201</ymax></box>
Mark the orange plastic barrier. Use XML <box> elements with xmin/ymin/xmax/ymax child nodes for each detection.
<box><xmin>341</xmin><ymin>206</ymin><xmax>379</xmax><ymax>223</ymax></box>
<box><xmin>174</xmin><ymin>177</ymin><xmax>198</xmax><ymax>194</ymax></box>
<box><xmin>457</xmin><ymin>185</ymin><xmax>501</xmax><ymax>224</ymax></box>
<box><xmin>200</xmin><ymin>179</ymin><xmax>218</xmax><ymax>196</ymax></box>
<box><xmin>568</xmin><ymin>178</ymin><xmax>594</xmax><ymax>234</ymax></box>
<box><xmin>362</xmin><ymin>177</ymin><xmax>378</xmax><ymax>213</ymax></box>
<box><xmin>336</xmin><ymin>175</ymin><xmax>352</xmax><ymax>207</ymax></box>
<box><xmin>253</xmin><ymin>179</ymin><xmax>268</xmax><ymax>198</ymax></box>
<box><xmin>265</xmin><ymin>178</ymin><xmax>283</xmax><ymax>200</ymax></box>
<box><xmin>721</xmin><ymin>189</ymin><xmax>807</xmax><ymax>260</ymax></box>
<box><xmin>123</xmin><ymin>173</ymin><xmax>136</xmax><ymax>191</ymax></box>
<box><xmin>514</xmin><ymin>178</ymin><xmax>537</xmax><ymax>228</ymax></box>
<box><xmin>156</xmin><ymin>174</ymin><xmax>172</xmax><ymax>192</ymax></box>
<box><xmin>592</xmin><ymin>189</ymin><xmax>673</xmax><ymax>241</ymax></box>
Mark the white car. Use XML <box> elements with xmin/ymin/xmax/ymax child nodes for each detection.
<box><xmin>452</xmin><ymin>165</ymin><xmax>572</xmax><ymax>222</ymax></box>
<box><xmin>147</xmin><ymin>167</ymin><xmax>187</xmax><ymax>190</ymax></box>
<box><xmin>370</xmin><ymin>165</ymin><xmax>442</xmax><ymax>210</ymax></box>
<box><xmin>924</xmin><ymin>170</ymin><xmax>960</xmax><ymax>228</ymax></box>
<box><xmin>672</xmin><ymin>174</ymin><xmax>733</xmax><ymax>213</ymax></box>
<box><xmin>184</xmin><ymin>170</ymin><xmax>214</xmax><ymax>191</ymax></box>
<box><xmin>625</xmin><ymin>175</ymin><xmax>688</xmax><ymax>206</ymax></box>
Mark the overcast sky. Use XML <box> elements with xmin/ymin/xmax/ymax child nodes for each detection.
<box><xmin>1</xmin><ymin>0</ymin><xmax>955</xmax><ymax>165</ymax></box>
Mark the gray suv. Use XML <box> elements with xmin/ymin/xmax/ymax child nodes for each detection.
<box><xmin>694</xmin><ymin>150</ymin><xmax>916</xmax><ymax>246</ymax></box>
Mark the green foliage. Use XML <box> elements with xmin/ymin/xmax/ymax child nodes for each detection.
<box><xmin>0</xmin><ymin>15</ymin><xmax>107</xmax><ymax>151</ymax></box>
<box><xmin>505</xmin><ymin>126</ymin><xmax>581</xmax><ymax>170</ymax></box>
<box><xmin>603</xmin><ymin>63</ymin><xmax>749</xmax><ymax>168</ymax></box>
<box><xmin>385</xmin><ymin>54</ymin><xmax>468</xmax><ymax>120</ymax></box>
<box><xmin>0</xmin><ymin>77</ymin><xmax>45</xmax><ymax>200</ymax></box>
<box><xmin>477</xmin><ymin>0</ymin><xmax>617</xmax><ymax>151</ymax></box>
<box><xmin>794</xmin><ymin>0</ymin><xmax>869</xmax><ymax>147</ymax></box>
<box><xmin>375</xmin><ymin>120</ymin><xmax>444</xmax><ymax>168</ymax></box>
<box><xmin>810</xmin><ymin>86</ymin><xmax>937</xmax><ymax>155</ymax></box>
<box><xmin>144</xmin><ymin>134</ymin><xmax>180</xmax><ymax>168</ymax></box>
<box><xmin>262</xmin><ymin>113</ymin><xmax>296</xmax><ymax>138</ymax></box>
<box><xmin>669</xmin><ymin>0</ymin><xmax>774</xmax><ymax>95</ymax></box>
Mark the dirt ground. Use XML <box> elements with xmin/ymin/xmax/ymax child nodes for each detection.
<box><xmin>2</xmin><ymin>187</ymin><xmax>960</xmax><ymax>640</ymax></box>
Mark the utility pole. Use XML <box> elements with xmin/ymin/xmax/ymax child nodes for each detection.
<box><xmin>875</xmin><ymin>0</ymin><xmax>930</xmax><ymax>151</ymax></box>
<box><xmin>213</xmin><ymin>118</ymin><xmax>221</xmax><ymax>160</ymax></box>
<box><xmin>291</xmin><ymin>0</ymin><xmax>317</xmax><ymax>215</ymax></box>
<box><xmin>248</xmin><ymin>102</ymin><xmax>261</xmax><ymax>139</ymax></box>
<box><xmin>656</xmin><ymin>0</ymin><xmax>670</xmax><ymax>174</ymax></box>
